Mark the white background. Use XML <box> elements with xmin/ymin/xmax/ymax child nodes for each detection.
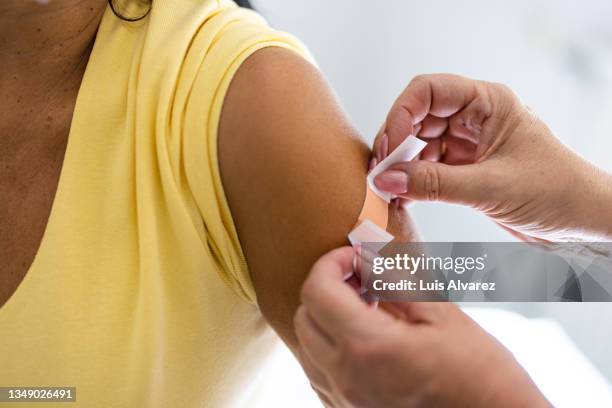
<box><xmin>248</xmin><ymin>0</ymin><xmax>612</xmax><ymax>404</ymax></box>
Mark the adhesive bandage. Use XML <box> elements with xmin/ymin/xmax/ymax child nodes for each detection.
<box><xmin>348</xmin><ymin>135</ymin><xmax>427</xmax><ymax>246</ymax></box>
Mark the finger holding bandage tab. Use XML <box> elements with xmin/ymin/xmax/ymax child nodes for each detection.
<box><xmin>348</xmin><ymin>135</ymin><xmax>427</xmax><ymax>246</ymax></box>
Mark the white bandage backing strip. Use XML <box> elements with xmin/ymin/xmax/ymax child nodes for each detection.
<box><xmin>348</xmin><ymin>219</ymin><xmax>394</xmax><ymax>247</ymax></box>
<box><xmin>367</xmin><ymin>135</ymin><xmax>427</xmax><ymax>202</ymax></box>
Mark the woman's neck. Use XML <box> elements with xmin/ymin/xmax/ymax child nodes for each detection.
<box><xmin>0</xmin><ymin>0</ymin><xmax>107</xmax><ymax>107</ymax></box>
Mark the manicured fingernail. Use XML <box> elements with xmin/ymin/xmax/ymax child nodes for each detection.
<box><xmin>368</xmin><ymin>157</ymin><xmax>378</xmax><ymax>171</ymax></box>
<box><xmin>374</xmin><ymin>170</ymin><xmax>408</xmax><ymax>194</ymax></box>
<box><xmin>376</xmin><ymin>133</ymin><xmax>388</xmax><ymax>162</ymax></box>
<box><xmin>381</xmin><ymin>133</ymin><xmax>389</xmax><ymax>160</ymax></box>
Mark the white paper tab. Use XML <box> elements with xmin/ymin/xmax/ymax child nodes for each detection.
<box><xmin>367</xmin><ymin>135</ymin><xmax>427</xmax><ymax>202</ymax></box>
<box><xmin>348</xmin><ymin>219</ymin><xmax>394</xmax><ymax>247</ymax></box>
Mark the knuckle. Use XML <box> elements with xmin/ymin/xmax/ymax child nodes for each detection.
<box><xmin>416</xmin><ymin>164</ymin><xmax>441</xmax><ymax>201</ymax></box>
<box><xmin>488</xmin><ymin>81</ymin><xmax>521</xmax><ymax>110</ymax></box>
<box><xmin>407</xmin><ymin>75</ymin><xmax>433</xmax><ymax>103</ymax></box>
<box><xmin>410</xmin><ymin>74</ymin><xmax>429</xmax><ymax>86</ymax></box>
<box><xmin>489</xmin><ymin>81</ymin><xmax>513</xmax><ymax>96</ymax></box>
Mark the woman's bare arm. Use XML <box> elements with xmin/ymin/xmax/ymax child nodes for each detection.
<box><xmin>219</xmin><ymin>47</ymin><xmax>418</xmax><ymax>351</ymax></box>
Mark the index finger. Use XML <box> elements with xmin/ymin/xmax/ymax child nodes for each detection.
<box><xmin>300</xmin><ymin>247</ymin><xmax>381</xmax><ymax>340</ymax></box>
<box><xmin>385</xmin><ymin>74</ymin><xmax>479</xmax><ymax>153</ymax></box>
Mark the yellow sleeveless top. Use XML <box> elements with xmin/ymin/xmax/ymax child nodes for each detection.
<box><xmin>0</xmin><ymin>1</ymin><xmax>309</xmax><ymax>406</ymax></box>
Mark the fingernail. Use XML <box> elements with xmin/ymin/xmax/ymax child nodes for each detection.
<box><xmin>376</xmin><ymin>133</ymin><xmax>388</xmax><ymax>162</ymax></box>
<box><xmin>374</xmin><ymin>170</ymin><xmax>408</xmax><ymax>194</ymax></box>
<box><xmin>368</xmin><ymin>157</ymin><xmax>378</xmax><ymax>171</ymax></box>
<box><xmin>381</xmin><ymin>133</ymin><xmax>389</xmax><ymax>160</ymax></box>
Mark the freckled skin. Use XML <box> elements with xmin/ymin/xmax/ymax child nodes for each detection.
<box><xmin>0</xmin><ymin>1</ymin><xmax>106</xmax><ymax>307</ymax></box>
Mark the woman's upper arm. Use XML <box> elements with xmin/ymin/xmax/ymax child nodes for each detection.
<box><xmin>218</xmin><ymin>47</ymin><xmax>417</xmax><ymax>350</ymax></box>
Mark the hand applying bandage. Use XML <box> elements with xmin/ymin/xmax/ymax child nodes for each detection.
<box><xmin>294</xmin><ymin>247</ymin><xmax>550</xmax><ymax>408</ymax></box>
<box><xmin>295</xmin><ymin>73</ymin><xmax>612</xmax><ymax>408</ymax></box>
<box><xmin>373</xmin><ymin>74</ymin><xmax>612</xmax><ymax>242</ymax></box>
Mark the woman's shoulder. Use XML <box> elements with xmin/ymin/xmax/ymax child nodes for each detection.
<box><xmin>97</xmin><ymin>0</ymin><xmax>311</xmax><ymax>84</ymax></box>
<box><xmin>141</xmin><ymin>0</ymin><xmax>311</xmax><ymax>73</ymax></box>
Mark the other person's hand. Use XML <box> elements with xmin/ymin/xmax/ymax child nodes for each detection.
<box><xmin>373</xmin><ymin>74</ymin><xmax>612</xmax><ymax>242</ymax></box>
<box><xmin>294</xmin><ymin>247</ymin><xmax>550</xmax><ymax>408</ymax></box>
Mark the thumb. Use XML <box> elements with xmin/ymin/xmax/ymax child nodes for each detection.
<box><xmin>373</xmin><ymin>160</ymin><xmax>492</xmax><ymax>206</ymax></box>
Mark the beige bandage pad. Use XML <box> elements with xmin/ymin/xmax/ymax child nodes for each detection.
<box><xmin>348</xmin><ymin>185</ymin><xmax>393</xmax><ymax>247</ymax></box>
<box><xmin>358</xmin><ymin>184</ymin><xmax>389</xmax><ymax>230</ymax></box>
